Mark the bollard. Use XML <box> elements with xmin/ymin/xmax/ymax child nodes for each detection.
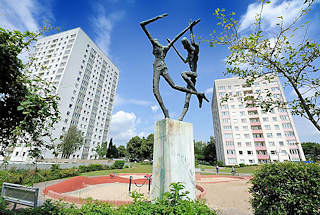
<box><xmin>128</xmin><ymin>176</ymin><xmax>132</xmax><ymax>193</ymax></box>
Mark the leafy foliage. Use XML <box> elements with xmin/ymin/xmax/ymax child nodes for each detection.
<box><xmin>301</xmin><ymin>142</ymin><xmax>320</xmax><ymax>161</ymax></box>
<box><xmin>194</xmin><ymin>136</ymin><xmax>217</xmax><ymax>165</ymax></box>
<box><xmin>249</xmin><ymin>162</ymin><xmax>320</xmax><ymax>215</ymax></box>
<box><xmin>113</xmin><ymin>160</ymin><xmax>125</xmax><ymax>169</ymax></box>
<box><xmin>58</xmin><ymin>125</ymin><xmax>84</xmax><ymax>158</ymax></box>
<box><xmin>0</xmin><ymin>182</ymin><xmax>216</xmax><ymax>214</ymax></box>
<box><xmin>127</xmin><ymin>134</ymin><xmax>153</xmax><ymax>161</ymax></box>
<box><xmin>117</xmin><ymin>145</ymin><xmax>127</xmax><ymax>158</ymax></box>
<box><xmin>209</xmin><ymin>1</ymin><xmax>320</xmax><ymax>132</ymax></box>
<box><xmin>0</xmin><ymin>167</ymin><xmax>79</xmax><ymax>188</ymax></box>
<box><xmin>106</xmin><ymin>138</ymin><xmax>118</xmax><ymax>158</ymax></box>
<box><xmin>0</xmin><ymin>27</ymin><xmax>60</xmax><ymax>159</ymax></box>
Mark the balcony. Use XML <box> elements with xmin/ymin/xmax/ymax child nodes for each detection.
<box><xmin>255</xmin><ymin>146</ymin><xmax>267</xmax><ymax>150</ymax></box>
<box><xmin>252</xmin><ymin>129</ymin><xmax>263</xmax><ymax>134</ymax></box>
<box><xmin>225</xmin><ymin>145</ymin><xmax>235</xmax><ymax>150</ymax></box>
<box><xmin>247</xmin><ymin>107</ymin><xmax>257</xmax><ymax>111</ymax></box>
<box><xmin>253</xmin><ymin>138</ymin><xmax>265</xmax><ymax>142</ymax></box>
<box><xmin>257</xmin><ymin>154</ymin><xmax>269</xmax><ymax>160</ymax></box>
<box><xmin>250</xmin><ymin>121</ymin><xmax>261</xmax><ymax>126</ymax></box>
<box><xmin>226</xmin><ymin>154</ymin><xmax>237</xmax><ymax>158</ymax></box>
<box><xmin>283</xmin><ymin>128</ymin><xmax>293</xmax><ymax>132</ymax></box>
<box><xmin>288</xmin><ymin>144</ymin><xmax>298</xmax><ymax>149</ymax></box>
<box><xmin>286</xmin><ymin>136</ymin><xmax>296</xmax><ymax>141</ymax></box>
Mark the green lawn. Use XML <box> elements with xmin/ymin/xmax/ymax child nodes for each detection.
<box><xmin>198</xmin><ymin>164</ymin><xmax>260</xmax><ymax>174</ymax></box>
<box><xmin>81</xmin><ymin>163</ymin><xmax>259</xmax><ymax>176</ymax></box>
<box><xmin>223</xmin><ymin>165</ymin><xmax>260</xmax><ymax>174</ymax></box>
<box><xmin>81</xmin><ymin>164</ymin><xmax>152</xmax><ymax>176</ymax></box>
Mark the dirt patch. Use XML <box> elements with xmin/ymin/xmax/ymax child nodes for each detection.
<box><xmin>200</xmin><ymin>180</ymin><xmax>253</xmax><ymax>215</ymax></box>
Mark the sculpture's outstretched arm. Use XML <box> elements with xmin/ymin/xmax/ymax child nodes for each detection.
<box><xmin>189</xmin><ymin>19</ymin><xmax>200</xmax><ymax>47</ymax></box>
<box><xmin>166</xmin><ymin>38</ymin><xmax>187</xmax><ymax>63</ymax></box>
<box><xmin>167</xmin><ymin>19</ymin><xmax>200</xmax><ymax>50</ymax></box>
<box><xmin>140</xmin><ymin>14</ymin><xmax>168</xmax><ymax>44</ymax></box>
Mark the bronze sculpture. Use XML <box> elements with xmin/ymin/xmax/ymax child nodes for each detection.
<box><xmin>140</xmin><ymin>14</ymin><xmax>208</xmax><ymax>119</ymax></box>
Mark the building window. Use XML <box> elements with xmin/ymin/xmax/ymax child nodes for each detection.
<box><xmin>228</xmin><ymin>158</ymin><xmax>237</xmax><ymax>164</ymax></box>
<box><xmin>226</xmin><ymin>141</ymin><xmax>234</xmax><ymax>146</ymax></box>
<box><xmin>267</xmin><ymin>133</ymin><xmax>273</xmax><ymax>137</ymax></box>
<box><xmin>247</xmin><ymin>151</ymin><xmax>253</xmax><ymax>155</ymax></box>
<box><xmin>239</xmin><ymin>150</ymin><xmax>243</xmax><ymax>155</ymax></box>
<box><xmin>285</xmin><ymin>131</ymin><xmax>295</xmax><ymax>137</ymax></box>
<box><xmin>268</xmin><ymin>141</ymin><xmax>275</xmax><ymax>146</ymax></box>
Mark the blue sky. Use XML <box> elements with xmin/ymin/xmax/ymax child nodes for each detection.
<box><xmin>1</xmin><ymin>0</ymin><xmax>320</xmax><ymax>145</ymax></box>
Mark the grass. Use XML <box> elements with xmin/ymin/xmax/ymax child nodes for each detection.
<box><xmin>198</xmin><ymin>164</ymin><xmax>260</xmax><ymax>174</ymax></box>
<box><xmin>81</xmin><ymin>163</ymin><xmax>259</xmax><ymax>176</ymax></box>
<box><xmin>222</xmin><ymin>165</ymin><xmax>260</xmax><ymax>174</ymax></box>
<box><xmin>81</xmin><ymin>164</ymin><xmax>153</xmax><ymax>176</ymax></box>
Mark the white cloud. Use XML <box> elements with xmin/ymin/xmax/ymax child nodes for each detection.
<box><xmin>114</xmin><ymin>94</ymin><xmax>152</xmax><ymax>106</ymax></box>
<box><xmin>205</xmin><ymin>87</ymin><xmax>213</xmax><ymax>94</ymax></box>
<box><xmin>91</xmin><ymin>5</ymin><xmax>124</xmax><ymax>56</ymax></box>
<box><xmin>239</xmin><ymin>0</ymin><xmax>306</xmax><ymax>32</ymax></box>
<box><xmin>109</xmin><ymin>111</ymin><xmax>138</xmax><ymax>145</ymax></box>
<box><xmin>0</xmin><ymin>0</ymin><xmax>53</xmax><ymax>32</ymax></box>
<box><xmin>151</xmin><ymin>105</ymin><xmax>159</xmax><ymax>112</ymax></box>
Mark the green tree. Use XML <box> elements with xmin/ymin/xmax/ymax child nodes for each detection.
<box><xmin>58</xmin><ymin>126</ymin><xmax>84</xmax><ymax>158</ymax></box>
<box><xmin>141</xmin><ymin>134</ymin><xmax>154</xmax><ymax>160</ymax></box>
<box><xmin>106</xmin><ymin>138</ymin><xmax>118</xmax><ymax>158</ymax></box>
<box><xmin>209</xmin><ymin>1</ymin><xmax>320</xmax><ymax>132</ymax></box>
<box><xmin>204</xmin><ymin>136</ymin><xmax>217</xmax><ymax>164</ymax></box>
<box><xmin>0</xmin><ymin>27</ymin><xmax>60</xmax><ymax>159</ymax></box>
<box><xmin>117</xmin><ymin>145</ymin><xmax>127</xmax><ymax>158</ymax></box>
<box><xmin>95</xmin><ymin>141</ymin><xmax>108</xmax><ymax>159</ymax></box>
<box><xmin>127</xmin><ymin>136</ymin><xmax>143</xmax><ymax>161</ymax></box>
<box><xmin>301</xmin><ymin>142</ymin><xmax>320</xmax><ymax>161</ymax></box>
<box><xmin>194</xmin><ymin>140</ymin><xmax>206</xmax><ymax>161</ymax></box>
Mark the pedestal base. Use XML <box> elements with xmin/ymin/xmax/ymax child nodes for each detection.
<box><xmin>151</xmin><ymin>118</ymin><xmax>196</xmax><ymax>200</ymax></box>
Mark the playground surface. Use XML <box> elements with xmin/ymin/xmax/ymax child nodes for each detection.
<box><xmin>37</xmin><ymin>173</ymin><xmax>253</xmax><ymax>215</ymax></box>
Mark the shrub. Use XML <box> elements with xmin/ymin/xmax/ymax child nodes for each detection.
<box><xmin>87</xmin><ymin>164</ymin><xmax>104</xmax><ymax>172</ymax></box>
<box><xmin>50</xmin><ymin>164</ymin><xmax>60</xmax><ymax>172</ymax></box>
<box><xmin>118</xmin><ymin>182</ymin><xmax>216</xmax><ymax>215</ymax></box>
<box><xmin>1</xmin><ymin>183</ymin><xmax>216</xmax><ymax>215</ymax></box>
<box><xmin>79</xmin><ymin>201</ymin><xmax>114</xmax><ymax>214</ymax></box>
<box><xmin>249</xmin><ymin>162</ymin><xmax>320</xmax><ymax>215</ymax></box>
<box><xmin>112</xmin><ymin>160</ymin><xmax>125</xmax><ymax>169</ymax></box>
<box><xmin>239</xmin><ymin>163</ymin><xmax>245</xmax><ymax>167</ymax></box>
<box><xmin>216</xmin><ymin>160</ymin><xmax>223</xmax><ymax>166</ymax></box>
<box><xmin>78</xmin><ymin>165</ymin><xmax>88</xmax><ymax>173</ymax></box>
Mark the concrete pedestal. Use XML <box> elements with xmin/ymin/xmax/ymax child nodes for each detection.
<box><xmin>151</xmin><ymin>118</ymin><xmax>196</xmax><ymax>200</ymax></box>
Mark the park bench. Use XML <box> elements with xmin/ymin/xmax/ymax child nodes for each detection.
<box><xmin>1</xmin><ymin>182</ymin><xmax>42</xmax><ymax>210</ymax></box>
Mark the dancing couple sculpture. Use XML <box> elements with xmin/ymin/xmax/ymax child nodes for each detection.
<box><xmin>140</xmin><ymin>13</ymin><xmax>208</xmax><ymax>120</ymax></box>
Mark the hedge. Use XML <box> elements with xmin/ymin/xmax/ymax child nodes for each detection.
<box><xmin>249</xmin><ymin>162</ymin><xmax>320</xmax><ymax>215</ymax></box>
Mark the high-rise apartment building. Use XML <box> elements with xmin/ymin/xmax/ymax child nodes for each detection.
<box><xmin>10</xmin><ymin>27</ymin><xmax>119</xmax><ymax>161</ymax></box>
<box><xmin>212</xmin><ymin>76</ymin><xmax>305</xmax><ymax>166</ymax></box>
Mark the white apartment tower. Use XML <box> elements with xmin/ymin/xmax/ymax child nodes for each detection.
<box><xmin>212</xmin><ymin>76</ymin><xmax>305</xmax><ymax>166</ymax></box>
<box><xmin>11</xmin><ymin>27</ymin><xmax>119</xmax><ymax>161</ymax></box>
